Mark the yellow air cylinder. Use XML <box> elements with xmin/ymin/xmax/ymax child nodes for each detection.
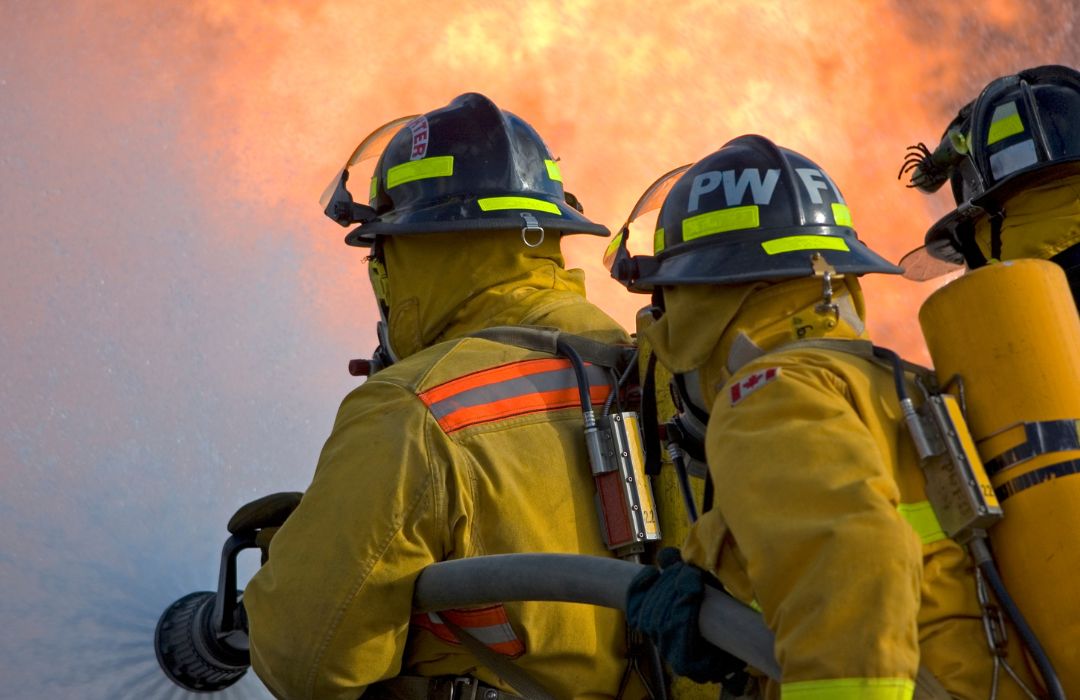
<box><xmin>919</xmin><ymin>258</ymin><xmax>1080</xmax><ymax>690</ymax></box>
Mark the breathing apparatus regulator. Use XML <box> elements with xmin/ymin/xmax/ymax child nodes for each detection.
<box><xmin>898</xmin><ymin>64</ymin><xmax>1080</xmax><ymax>292</ymax></box>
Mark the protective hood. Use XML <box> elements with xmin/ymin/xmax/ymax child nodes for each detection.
<box><xmin>971</xmin><ymin>174</ymin><xmax>1080</xmax><ymax>262</ymax></box>
<box><xmin>643</xmin><ymin>276</ymin><xmax>867</xmax><ymax>406</ymax></box>
<box><xmin>901</xmin><ymin>173</ymin><xmax>1080</xmax><ymax>279</ymax></box>
<box><xmin>381</xmin><ymin>229</ymin><xmax>593</xmax><ymax>359</ymax></box>
<box><xmin>642</xmin><ymin>284</ymin><xmax>765</xmax><ymax>376</ymax></box>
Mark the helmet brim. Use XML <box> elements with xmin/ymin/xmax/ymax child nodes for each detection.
<box><xmin>632</xmin><ymin>227</ymin><xmax>903</xmax><ymax>291</ymax></box>
<box><xmin>924</xmin><ymin>158</ymin><xmax>1080</xmax><ymax>261</ymax></box>
<box><xmin>344</xmin><ymin>196</ymin><xmax>609</xmax><ymax>246</ymax></box>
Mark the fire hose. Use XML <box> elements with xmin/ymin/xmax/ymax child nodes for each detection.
<box><xmin>154</xmin><ymin>548</ymin><xmax>781</xmax><ymax>693</ymax></box>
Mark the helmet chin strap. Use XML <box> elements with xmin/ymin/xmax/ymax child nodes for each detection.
<box><xmin>368</xmin><ymin>240</ymin><xmax>399</xmax><ymax>368</ymax></box>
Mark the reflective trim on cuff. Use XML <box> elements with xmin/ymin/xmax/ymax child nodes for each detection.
<box><xmin>897</xmin><ymin>500</ymin><xmax>947</xmax><ymax>544</ymax></box>
<box><xmin>782</xmin><ymin>677</ymin><xmax>915</xmax><ymax>700</ymax></box>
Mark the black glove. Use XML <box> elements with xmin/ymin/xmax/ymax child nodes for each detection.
<box><xmin>626</xmin><ymin>547</ymin><xmax>749</xmax><ymax>688</ymax></box>
<box><xmin>227</xmin><ymin>491</ymin><xmax>303</xmax><ymax>564</ymax></box>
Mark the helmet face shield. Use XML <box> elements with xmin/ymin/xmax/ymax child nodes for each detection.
<box><xmin>605</xmin><ymin>163</ymin><xmax>692</xmax><ymax>291</ymax></box>
<box><xmin>898</xmin><ymin>246</ymin><xmax>964</xmax><ymax>282</ymax></box>
<box><xmin>611</xmin><ymin>135</ymin><xmax>900</xmax><ymax>291</ymax></box>
<box><xmin>323</xmin><ymin>93</ymin><xmax>609</xmax><ymax>247</ymax></box>
<box><xmin>320</xmin><ymin>115</ymin><xmax>420</xmax><ymax>213</ymax></box>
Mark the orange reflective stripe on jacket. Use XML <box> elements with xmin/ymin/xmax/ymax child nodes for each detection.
<box><xmin>418</xmin><ymin>358</ymin><xmax>612</xmax><ymax>433</ymax></box>
<box><xmin>411</xmin><ymin>605</ymin><xmax>526</xmax><ymax>658</ymax></box>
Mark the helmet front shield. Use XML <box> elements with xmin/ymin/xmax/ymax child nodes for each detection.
<box><xmin>321</xmin><ymin>115</ymin><xmax>421</xmax><ymax>229</ymax></box>
<box><xmin>605</xmin><ymin>164</ymin><xmax>692</xmax><ymax>291</ymax></box>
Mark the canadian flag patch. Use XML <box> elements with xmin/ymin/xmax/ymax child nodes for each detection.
<box><xmin>730</xmin><ymin>367</ymin><xmax>780</xmax><ymax>406</ymax></box>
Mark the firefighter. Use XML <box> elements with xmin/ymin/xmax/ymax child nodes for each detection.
<box><xmin>899</xmin><ymin>64</ymin><xmax>1080</xmax><ymax>307</ymax></box>
<box><xmin>243</xmin><ymin>93</ymin><xmax>647</xmax><ymax>700</ymax></box>
<box><xmin>612</xmin><ymin>136</ymin><xmax>1042</xmax><ymax>699</ymax></box>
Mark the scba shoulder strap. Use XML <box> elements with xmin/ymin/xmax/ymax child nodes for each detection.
<box><xmin>468</xmin><ymin>325</ymin><xmax>669</xmax><ymax>699</ymax></box>
<box><xmin>469</xmin><ymin>325</ymin><xmax>635</xmax><ymax>375</ymax></box>
<box><xmin>770</xmin><ymin>337</ymin><xmax>934</xmax><ymax>382</ymax></box>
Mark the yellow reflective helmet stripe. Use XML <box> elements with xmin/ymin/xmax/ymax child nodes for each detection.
<box><xmin>897</xmin><ymin>501</ymin><xmax>946</xmax><ymax>545</ymax></box>
<box><xmin>761</xmin><ymin>235</ymin><xmax>851</xmax><ymax>255</ymax></box>
<box><xmin>477</xmin><ymin>196</ymin><xmax>562</xmax><ymax>214</ymax></box>
<box><xmin>544</xmin><ymin>159</ymin><xmax>563</xmax><ymax>182</ymax></box>
<box><xmin>654</xmin><ymin>228</ymin><xmax>665</xmax><ymax>254</ymax></box>
<box><xmin>832</xmin><ymin>203</ymin><xmax>853</xmax><ymax>227</ymax></box>
<box><xmin>386</xmin><ymin>155</ymin><xmax>455</xmax><ymax>189</ymax></box>
<box><xmin>369</xmin><ymin>176</ymin><xmax>378</xmax><ymax>202</ymax></box>
<box><xmin>604</xmin><ymin>231</ymin><xmax>624</xmax><ymax>264</ymax></box>
<box><xmin>782</xmin><ymin>677</ymin><xmax>915</xmax><ymax>700</ymax></box>
<box><xmin>987</xmin><ymin>102</ymin><xmax>1025</xmax><ymax>146</ymax></box>
<box><xmin>683</xmin><ymin>205</ymin><xmax>759</xmax><ymax>241</ymax></box>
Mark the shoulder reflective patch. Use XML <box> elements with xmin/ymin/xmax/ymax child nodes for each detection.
<box><xmin>729</xmin><ymin>367</ymin><xmax>779</xmax><ymax>406</ymax></box>
<box><xmin>761</xmin><ymin>235</ymin><xmax>850</xmax><ymax>255</ymax></box>
<box><xmin>411</xmin><ymin>605</ymin><xmax>526</xmax><ymax>658</ymax></box>
<box><xmin>544</xmin><ymin>159</ymin><xmax>562</xmax><ymax>182</ymax></box>
<box><xmin>477</xmin><ymin>196</ymin><xmax>562</xmax><ymax>215</ymax></box>
<box><xmin>387</xmin><ymin>155</ymin><xmax>454</xmax><ymax>189</ymax></box>
<box><xmin>683</xmin><ymin>205</ymin><xmax>759</xmax><ymax>241</ymax></box>
<box><xmin>419</xmin><ymin>357</ymin><xmax>611</xmax><ymax>433</ymax></box>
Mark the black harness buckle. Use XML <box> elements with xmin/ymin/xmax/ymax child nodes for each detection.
<box><xmin>449</xmin><ymin>676</ymin><xmax>482</xmax><ymax>700</ymax></box>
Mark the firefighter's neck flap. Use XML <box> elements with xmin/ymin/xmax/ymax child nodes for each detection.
<box><xmin>971</xmin><ymin>174</ymin><xmax>1080</xmax><ymax>263</ymax></box>
<box><xmin>378</xmin><ymin>229</ymin><xmax>588</xmax><ymax>359</ymax></box>
<box><xmin>644</xmin><ymin>276</ymin><xmax>867</xmax><ymax>408</ymax></box>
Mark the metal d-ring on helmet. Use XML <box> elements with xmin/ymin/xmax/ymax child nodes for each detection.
<box><xmin>898</xmin><ymin>65</ymin><xmax>1080</xmax><ymax>279</ymax></box>
<box><xmin>321</xmin><ymin>92</ymin><xmax>609</xmax><ymax>248</ymax></box>
<box><xmin>608</xmin><ymin>134</ymin><xmax>901</xmax><ymax>292</ymax></box>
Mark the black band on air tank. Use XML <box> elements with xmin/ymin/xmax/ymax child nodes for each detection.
<box><xmin>983</xmin><ymin>419</ymin><xmax>1080</xmax><ymax>476</ymax></box>
<box><xmin>995</xmin><ymin>458</ymin><xmax>1080</xmax><ymax>502</ymax></box>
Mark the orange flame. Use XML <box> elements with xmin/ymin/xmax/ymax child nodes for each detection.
<box><xmin>164</xmin><ymin>0</ymin><xmax>1068</xmax><ymax>363</ymax></box>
